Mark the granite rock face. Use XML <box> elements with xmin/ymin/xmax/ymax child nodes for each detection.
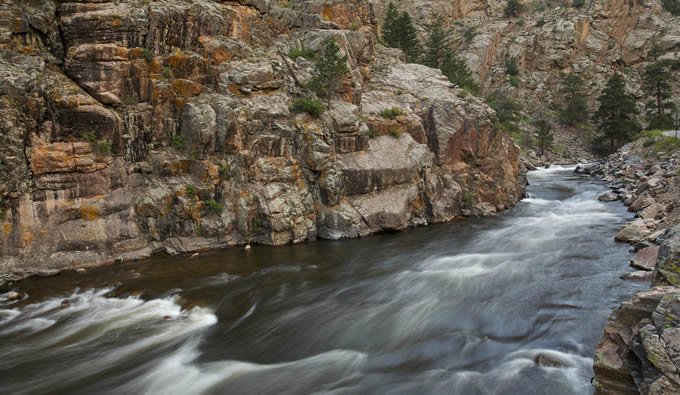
<box><xmin>0</xmin><ymin>0</ymin><xmax>523</xmax><ymax>283</ymax></box>
<box><xmin>594</xmin><ymin>226</ymin><xmax>680</xmax><ymax>394</ymax></box>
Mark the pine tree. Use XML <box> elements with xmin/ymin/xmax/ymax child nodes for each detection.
<box><xmin>593</xmin><ymin>73</ymin><xmax>641</xmax><ymax>153</ymax></box>
<box><xmin>662</xmin><ymin>0</ymin><xmax>680</xmax><ymax>15</ymax></box>
<box><xmin>535</xmin><ymin>119</ymin><xmax>553</xmax><ymax>156</ymax></box>
<box><xmin>423</xmin><ymin>15</ymin><xmax>451</xmax><ymax>69</ymax></box>
<box><xmin>441</xmin><ymin>53</ymin><xmax>479</xmax><ymax>93</ymax></box>
<box><xmin>642</xmin><ymin>47</ymin><xmax>676</xmax><ymax>130</ymax></box>
<box><xmin>505</xmin><ymin>0</ymin><xmax>524</xmax><ymax>17</ymax></box>
<box><xmin>308</xmin><ymin>39</ymin><xmax>349</xmax><ymax>109</ymax></box>
<box><xmin>382</xmin><ymin>1</ymin><xmax>401</xmax><ymax>48</ymax></box>
<box><xmin>560</xmin><ymin>72</ymin><xmax>589</xmax><ymax>126</ymax></box>
<box><xmin>397</xmin><ymin>12</ymin><xmax>420</xmax><ymax>63</ymax></box>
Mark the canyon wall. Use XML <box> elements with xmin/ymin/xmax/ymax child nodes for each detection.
<box><xmin>0</xmin><ymin>0</ymin><xmax>522</xmax><ymax>282</ymax></box>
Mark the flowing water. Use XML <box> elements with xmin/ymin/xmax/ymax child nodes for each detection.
<box><xmin>0</xmin><ymin>166</ymin><xmax>647</xmax><ymax>394</ymax></box>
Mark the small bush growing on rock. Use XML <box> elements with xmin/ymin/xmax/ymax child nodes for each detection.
<box><xmin>205</xmin><ymin>200</ymin><xmax>224</xmax><ymax>215</ymax></box>
<box><xmin>189</xmin><ymin>149</ymin><xmax>199</xmax><ymax>159</ymax></box>
<box><xmin>82</xmin><ymin>131</ymin><xmax>111</xmax><ymax>155</ymax></box>
<box><xmin>505</xmin><ymin>0</ymin><xmax>523</xmax><ymax>17</ymax></box>
<box><xmin>662</xmin><ymin>0</ymin><xmax>680</xmax><ymax>15</ymax></box>
<box><xmin>509</xmin><ymin>76</ymin><xmax>521</xmax><ymax>87</ymax></box>
<box><xmin>140</xmin><ymin>48</ymin><xmax>154</xmax><ymax>63</ymax></box>
<box><xmin>368</xmin><ymin>126</ymin><xmax>377</xmax><ymax>138</ymax></box>
<box><xmin>218</xmin><ymin>165</ymin><xmax>230</xmax><ymax>178</ymax></box>
<box><xmin>162</xmin><ymin>66</ymin><xmax>173</xmax><ymax>79</ymax></box>
<box><xmin>505</xmin><ymin>56</ymin><xmax>519</xmax><ymax>76</ymax></box>
<box><xmin>572</xmin><ymin>0</ymin><xmax>585</xmax><ymax>7</ymax></box>
<box><xmin>461</xmin><ymin>191</ymin><xmax>475</xmax><ymax>209</ymax></box>
<box><xmin>0</xmin><ymin>208</ymin><xmax>6</xmax><ymax>220</ymax></box>
<box><xmin>185</xmin><ymin>184</ymin><xmax>197</xmax><ymax>198</ymax></box>
<box><xmin>535</xmin><ymin>18</ymin><xmax>546</xmax><ymax>27</ymax></box>
<box><xmin>388</xmin><ymin>127</ymin><xmax>401</xmax><ymax>138</ymax></box>
<box><xmin>194</xmin><ymin>224</ymin><xmax>204</xmax><ymax>236</ymax></box>
<box><xmin>290</xmin><ymin>96</ymin><xmax>325</xmax><ymax>117</ymax></box>
<box><xmin>288</xmin><ymin>47</ymin><xmax>315</xmax><ymax>61</ymax></box>
<box><xmin>170</xmin><ymin>134</ymin><xmax>184</xmax><ymax>149</ymax></box>
<box><xmin>380</xmin><ymin>107</ymin><xmax>402</xmax><ymax>119</ymax></box>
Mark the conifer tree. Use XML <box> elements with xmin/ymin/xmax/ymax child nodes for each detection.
<box><xmin>642</xmin><ymin>47</ymin><xmax>676</xmax><ymax>129</ymax></box>
<box><xmin>535</xmin><ymin>119</ymin><xmax>553</xmax><ymax>156</ymax></box>
<box><xmin>382</xmin><ymin>1</ymin><xmax>401</xmax><ymax>48</ymax></box>
<box><xmin>441</xmin><ymin>53</ymin><xmax>479</xmax><ymax>93</ymax></box>
<box><xmin>505</xmin><ymin>0</ymin><xmax>523</xmax><ymax>17</ymax></box>
<box><xmin>593</xmin><ymin>73</ymin><xmax>641</xmax><ymax>153</ymax></box>
<box><xmin>308</xmin><ymin>39</ymin><xmax>349</xmax><ymax>109</ymax></box>
<box><xmin>560</xmin><ymin>72</ymin><xmax>589</xmax><ymax>126</ymax></box>
<box><xmin>423</xmin><ymin>15</ymin><xmax>451</xmax><ymax>69</ymax></box>
<box><xmin>397</xmin><ymin>12</ymin><xmax>420</xmax><ymax>63</ymax></box>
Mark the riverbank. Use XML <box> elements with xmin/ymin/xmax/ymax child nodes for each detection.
<box><xmin>584</xmin><ymin>136</ymin><xmax>680</xmax><ymax>394</ymax></box>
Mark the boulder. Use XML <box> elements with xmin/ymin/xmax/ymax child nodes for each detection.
<box><xmin>653</xmin><ymin>226</ymin><xmax>680</xmax><ymax>287</ymax></box>
<box><xmin>598</xmin><ymin>192</ymin><xmax>619</xmax><ymax>202</ymax></box>
<box><xmin>630</xmin><ymin>246</ymin><xmax>659</xmax><ymax>271</ymax></box>
<box><xmin>615</xmin><ymin>220</ymin><xmax>652</xmax><ymax>243</ymax></box>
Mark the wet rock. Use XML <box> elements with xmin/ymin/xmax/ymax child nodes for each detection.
<box><xmin>598</xmin><ymin>192</ymin><xmax>619</xmax><ymax>202</ymax></box>
<box><xmin>620</xmin><ymin>271</ymin><xmax>653</xmax><ymax>282</ymax></box>
<box><xmin>616</xmin><ymin>220</ymin><xmax>652</xmax><ymax>243</ymax></box>
<box><xmin>653</xmin><ymin>226</ymin><xmax>680</xmax><ymax>287</ymax></box>
<box><xmin>5</xmin><ymin>291</ymin><xmax>22</xmax><ymax>301</ymax></box>
<box><xmin>630</xmin><ymin>246</ymin><xmax>659</xmax><ymax>271</ymax></box>
<box><xmin>36</xmin><ymin>269</ymin><xmax>61</xmax><ymax>278</ymax></box>
<box><xmin>534</xmin><ymin>353</ymin><xmax>565</xmax><ymax>368</ymax></box>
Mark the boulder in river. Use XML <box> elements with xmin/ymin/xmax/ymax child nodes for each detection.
<box><xmin>620</xmin><ymin>271</ymin><xmax>653</xmax><ymax>282</ymax></box>
<box><xmin>598</xmin><ymin>192</ymin><xmax>619</xmax><ymax>202</ymax></box>
<box><xmin>615</xmin><ymin>220</ymin><xmax>652</xmax><ymax>243</ymax></box>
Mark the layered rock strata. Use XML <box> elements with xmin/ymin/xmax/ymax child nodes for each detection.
<box><xmin>0</xmin><ymin>0</ymin><xmax>523</xmax><ymax>285</ymax></box>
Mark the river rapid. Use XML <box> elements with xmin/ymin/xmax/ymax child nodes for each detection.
<box><xmin>0</xmin><ymin>166</ymin><xmax>647</xmax><ymax>394</ymax></box>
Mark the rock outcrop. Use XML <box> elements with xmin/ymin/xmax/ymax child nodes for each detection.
<box><xmin>590</xmin><ymin>136</ymin><xmax>680</xmax><ymax>393</ymax></box>
<box><xmin>0</xmin><ymin>0</ymin><xmax>523</xmax><ymax>285</ymax></box>
<box><xmin>373</xmin><ymin>0</ymin><xmax>680</xmax><ymax>164</ymax></box>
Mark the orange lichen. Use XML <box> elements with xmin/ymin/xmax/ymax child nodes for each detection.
<box><xmin>21</xmin><ymin>231</ymin><xmax>34</xmax><ymax>248</ymax></box>
<box><xmin>80</xmin><ymin>206</ymin><xmax>100</xmax><ymax>221</ymax></box>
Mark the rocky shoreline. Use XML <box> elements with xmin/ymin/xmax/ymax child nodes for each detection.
<box><xmin>579</xmin><ymin>139</ymin><xmax>680</xmax><ymax>394</ymax></box>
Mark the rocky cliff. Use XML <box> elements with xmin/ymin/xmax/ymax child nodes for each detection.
<box><xmin>0</xmin><ymin>0</ymin><xmax>523</xmax><ymax>284</ymax></box>
<box><xmin>374</xmin><ymin>0</ymin><xmax>680</xmax><ymax>162</ymax></box>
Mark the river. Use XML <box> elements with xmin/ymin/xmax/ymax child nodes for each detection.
<box><xmin>0</xmin><ymin>166</ymin><xmax>647</xmax><ymax>394</ymax></box>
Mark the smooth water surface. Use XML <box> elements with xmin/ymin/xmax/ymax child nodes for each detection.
<box><xmin>0</xmin><ymin>167</ymin><xmax>647</xmax><ymax>394</ymax></box>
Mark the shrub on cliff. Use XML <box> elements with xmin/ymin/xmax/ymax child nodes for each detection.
<box><xmin>535</xmin><ymin>119</ymin><xmax>554</xmax><ymax>156</ymax></box>
<box><xmin>205</xmin><ymin>200</ymin><xmax>224</xmax><ymax>215</ymax></box>
<box><xmin>662</xmin><ymin>0</ymin><xmax>680</xmax><ymax>15</ymax></box>
<box><xmin>380</xmin><ymin>107</ymin><xmax>402</xmax><ymax>119</ymax></box>
<box><xmin>505</xmin><ymin>0</ymin><xmax>523</xmax><ymax>17</ymax></box>
<box><xmin>307</xmin><ymin>39</ymin><xmax>349</xmax><ymax>108</ymax></box>
<box><xmin>381</xmin><ymin>3</ymin><xmax>420</xmax><ymax>63</ymax></box>
<box><xmin>441</xmin><ymin>53</ymin><xmax>479</xmax><ymax>93</ymax></box>
<box><xmin>290</xmin><ymin>96</ymin><xmax>325</xmax><ymax>117</ymax></box>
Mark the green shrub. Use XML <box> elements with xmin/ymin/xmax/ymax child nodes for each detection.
<box><xmin>505</xmin><ymin>0</ymin><xmax>523</xmax><ymax>16</ymax></box>
<box><xmin>380</xmin><ymin>107</ymin><xmax>402</xmax><ymax>119</ymax></box>
<box><xmin>461</xmin><ymin>191</ymin><xmax>475</xmax><ymax>209</ymax></box>
<box><xmin>509</xmin><ymin>75</ymin><xmax>521</xmax><ymax>87</ymax></box>
<box><xmin>368</xmin><ymin>126</ymin><xmax>377</xmax><ymax>138</ymax></box>
<box><xmin>194</xmin><ymin>224</ymin><xmax>204</xmax><ymax>236</ymax></box>
<box><xmin>290</xmin><ymin>96</ymin><xmax>325</xmax><ymax>117</ymax></box>
<box><xmin>535</xmin><ymin>18</ymin><xmax>546</xmax><ymax>27</ymax></box>
<box><xmin>218</xmin><ymin>165</ymin><xmax>230</xmax><ymax>178</ymax></box>
<box><xmin>388</xmin><ymin>127</ymin><xmax>400</xmax><ymax>138</ymax></box>
<box><xmin>82</xmin><ymin>131</ymin><xmax>111</xmax><ymax>155</ymax></box>
<box><xmin>189</xmin><ymin>149</ymin><xmax>199</xmax><ymax>159</ymax></box>
<box><xmin>162</xmin><ymin>66</ymin><xmax>173</xmax><ymax>79</ymax></box>
<box><xmin>0</xmin><ymin>207</ymin><xmax>6</xmax><ymax>220</ymax></box>
<box><xmin>185</xmin><ymin>184</ymin><xmax>197</xmax><ymax>198</ymax></box>
<box><xmin>662</xmin><ymin>0</ymin><xmax>680</xmax><ymax>15</ymax></box>
<box><xmin>205</xmin><ymin>200</ymin><xmax>224</xmax><ymax>215</ymax></box>
<box><xmin>288</xmin><ymin>48</ymin><xmax>315</xmax><ymax>61</ymax></box>
<box><xmin>572</xmin><ymin>0</ymin><xmax>585</xmax><ymax>7</ymax></box>
<box><xmin>140</xmin><ymin>48</ymin><xmax>154</xmax><ymax>63</ymax></box>
<box><xmin>170</xmin><ymin>134</ymin><xmax>184</xmax><ymax>149</ymax></box>
<box><xmin>505</xmin><ymin>56</ymin><xmax>519</xmax><ymax>76</ymax></box>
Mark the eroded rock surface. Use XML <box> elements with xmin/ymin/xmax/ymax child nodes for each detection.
<box><xmin>0</xmin><ymin>0</ymin><xmax>523</xmax><ymax>285</ymax></box>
